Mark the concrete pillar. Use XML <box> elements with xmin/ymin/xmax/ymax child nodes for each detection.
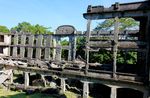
<box><xmin>10</xmin><ymin>72</ymin><xmax>13</xmax><ymax>84</ymax></box>
<box><xmin>82</xmin><ymin>81</ymin><xmax>89</xmax><ymax>98</ymax></box>
<box><xmin>68</xmin><ymin>35</ymin><xmax>76</xmax><ymax>61</ymax></box>
<box><xmin>41</xmin><ymin>75</ymin><xmax>47</xmax><ymax>87</ymax></box>
<box><xmin>3</xmin><ymin>35</ymin><xmax>11</xmax><ymax>56</ymax></box>
<box><xmin>24</xmin><ymin>72</ymin><xmax>29</xmax><ymax>88</ymax></box>
<box><xmin>110</xmin><ymin>86</ymin><xmax>117</xmax><ymax>98</ymax></box>
<box><xmin>60</xmin><ymin>78</ymin><xmax>66</xmax><ymax>93</ymax></box>
<box><xmin>52</xmin><ymin>35</ymin><xmax>56</xmax><ymax>60</ymax></box>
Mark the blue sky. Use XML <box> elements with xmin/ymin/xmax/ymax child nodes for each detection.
<box><xmin>0</xmin><ymin>0</ymin><xmax>144</xmax><ymax>31</ymax></box>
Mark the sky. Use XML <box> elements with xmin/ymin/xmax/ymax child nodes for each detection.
<box><xmin>0</xmin><ymin>0</ymin><xmax>144</xmax><ymax>32</ymax></box>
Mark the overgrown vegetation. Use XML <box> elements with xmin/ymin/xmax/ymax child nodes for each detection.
<box><xmin>11</xmin><ymin>22</ymin><xmax>52</xmax><ymax>34</ymax></box>
<box><xmin>95</xmin><ymin>18</ymin><xmax>139</xmax><ymax>31</ymax></box>
<box><xmin>0</xmin><ymin>89</ymin><xmax>78</xmax><ymax>98</ymax></box>
<box><xmin>0</xmin><ymin>25</ymin><xmax>10</xmax><ymax>33</ymax></box>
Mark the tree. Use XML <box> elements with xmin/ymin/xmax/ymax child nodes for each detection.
<box><xmin>11</xmin><ymin>22</ymin><xmax>52</xmax><ymax>34</ymax></box>
<box><xmin>34</xmin><ymin>24</ymin><xmax>51</xmax><ymax>34</ymax></box>
<box><xmin>95</xmin><ymin>18</ymin><xmax>139</xmax><ymax>31</ymax></box>
<box><xmin>0</xmin><ymin>25</ymin><xmax>9</xmax><ymax>33</ymax></box>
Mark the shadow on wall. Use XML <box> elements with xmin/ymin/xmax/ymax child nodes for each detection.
<box><xmin>117</xmin><ymin>88</ymin><xmax>143</xmax><ymax>98</ymax></box>
<box><xmin>89</xmin><ymin>83</ymin><xmax>111</xmax><ymax>98</ymax></box>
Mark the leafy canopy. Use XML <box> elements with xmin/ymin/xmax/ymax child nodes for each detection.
<box><xmin>11</xmin><ymin>22</ymin><xmax>52</xmax><ymax>34</ymax></box>
<box><xmin>95</xmin><ymin>18</ymin><xmax>139</xmax><ymax>31</ymax></box>
<box><xmin>0</xmin><ymin>25</ymin><xmax>10</xmax><ymax>33</ymax></box>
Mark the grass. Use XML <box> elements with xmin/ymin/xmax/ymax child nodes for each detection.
<box><xmin>0</xmin><ymin>71</ymin><xmax>81</xmax><ymax>98</ymax></box>
<box><xmin>0</xmin><ymin>89</ymin><xmax>55</xmax><ymax>98</ymax></box>
<box><xmin>0</xmin><ymin>89</ymin><xmax>78</xmax><ymax>98</ymax></box>
<box><xmin>64</xmin><ymin>91</ymin><xmax>79</xmax><ymax>98</ymax></box>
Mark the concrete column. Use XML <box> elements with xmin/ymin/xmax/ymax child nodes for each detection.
<box><xmin>52</xmin><ymin>36</ymin><xmax>56</xmax><ymax>60</ymax></box>
<box><xmin>110</xmin><ymin>86</ymin><xmax>117</xmax><ymax>98</ymax></box>
<box><xmin>24</xmin><ymin>72</ymin><xmax>29</xmax><ymax>88</ymax></box>
<box><xmin>41</xmin><ymin>75</ymin><xmax>47</xmax><ymax>87</ymax></box>
<box><xmin>60</xmin><ymin>78</ymin><xmax>66</xmax><ymax>93</ymax></box>
<box><xmin>68</xmin><ymin>36</ymin><xmax>72</xmax><ymax>61</ymax></box>
<box><xmin>83</xmin><ymin>81</ymin><xmax>89</xmax><ymax>98</ymax></box>
<box><xmin>3</xmin><ymin>35</ymin><xmax>11</xmax><ymax>56</ymax></box>
<box><xmin>10</xmin><ymin>72</ymin><xmax>13</xmax><ymax>84</ymax></box>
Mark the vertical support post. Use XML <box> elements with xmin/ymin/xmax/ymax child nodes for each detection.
<box><xmin>82</xmin><ymin>81</ymin><xmax>89</xmax><ymax>98</ymax></box>
<box><xmin>68</xmin><ymin>35</ymin><xmax>72</xmax><ymax>61</ymax></box>
<box><xmin>20</xmin><ymin>35</ymin><xmax>26</xmax><ymax>58</ymax></box>
<box><xmin>73</xmin><ymin>34</ymin><xmax>77</xmax><ymax>61</ymax></box>
<box><xmin>44</xmin><ymin>35</ymin><xmax>52</xmax><ymax>60</ymax></box>
<box><xmin>41</xmin><ymin>75</ymin><xmax>47</xmax><ymax>87</ymax></box>
<box><xmin>28</xmin><ymin>35</ymin><xmax>34</xmax><ymax>59</ymax></box>
<box><xmin>3</xmin><ymin>35</ymin><xmax>11</xmax><ymax>56</ymax></box>
<box><xmin>72</xmin><ymin>34</ymin><xmax>76</xmax><ymax>61</ymax></box>
<box><xmin>55</xmin><ymin>37</ymin><xmax>61</xmax><ymax>61</ymax></box>
<box><xmin>53</xmin><ymin>34</ymin><xmax>61</xmax><ymax>61</ymax></box>
<box><xmin>53</xmin><ymin>36</ymin><xmax>56</xmax><ymax>60</ymax></box>
<box><xmin>10</xmin><ymin>72</ymin><xmax>13</xmax><ymax>84</ymax></box>
<box><xmin>68</xmin><ymin>34</ymin><xmax>76</xmax><ymax>61</ymax></box>
<box><xmin>85</xmin><ymin>20</ymin><xmax>92</xmax><ymax>74</ymax></box>
<box><xmin>12</xmin><ymin>34</ymin><xmax>18</xmax><ymax>57</ymax></box>
<box><xmin>36</xmin><ymin>35</ymin><xmax>43</xmax><ymax>59</ymax></box>
<box><xmin>110</xmin><ymin>86</ymin><xmax>117</xmax><ymax>98</ymax></box>
<box><xmin>55</xmin><ymin>45</ymin><xmax>62</xmax><ymax>61</ymax></box>
<box><xmin>60</xmin><ymin>78</ymin><xmax>66</xmax><ymax>93</ymax></box>
<box><xmin>24</xmin><ymin>72</ymin><xmax>29</xmax><ymax>88</ymax></box>
<box><xmin>113</xmin><ymin>16</ymin><xmax>119</xmax><ymax>79</ymax></box>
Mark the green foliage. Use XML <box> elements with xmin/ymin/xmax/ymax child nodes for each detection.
<box><xmin>95</xmin><ymin>19</ymin><xmax>115</xmax><ymax>31</ymax></box>
<box><xmin>95</xmin><ymin>18</ymin><xmax>139</xmax><ymax>31</ymax></box>
<box><xmin>117</xmin><ymin>51</ymin><xmax>125</xmax><ymax>64</ymax></box>
<box><xmin>0</xmin><ymin>25</ymin><xmax>9</xmax><ymax>33</ymax></box>
<box><xmin>126</xmin><ymin>52</ymin><xmax>137</xmax><ymax>64</ymax></box>
<box><xmin>117</xmin><ymin>51</ymin><xmax>138</xmax><ymax>64</ymax></box>
<box><xmin>61</xmin><ymin>39</ymin><xmax>69</xmax><ymax>60</ymax></box>
<box><xmin>60</xmin><ymin>39</ymin><xmax>69</xmax><ymax>46</ymax></box>
<box><xmin>89</xmin><ymin>50</ymin><xmax>112</xmax><ymax>63</ymax></box>
<box><xmin>76</xmin><ymin>37</ymin><xmax>86</xmax><ymax>59</ymax></box>
<box><xmin>92</xmin><ymin>18</ymin><xmax>139</xmax><ymax>64</ymax></box>
<box><xmin>11</xmin><ymin>22</ymin><xmax>52</xmax><ymax>34</ymax></box>
<box><xmin>119</xmin><ymin>18</ymin><xmax>139</xmax><ymax>30</ymax></box>
<box><xmin>0</xmin><ymin>89</ymin><xmax>77</xmax><ymax>98</ymax></box>
<box><xmin>76</xmin><ymin>37</ymin><xmax>86</xmax><ymax>47</ymax></box>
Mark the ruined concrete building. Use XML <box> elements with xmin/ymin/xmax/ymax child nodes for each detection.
<box><xmin>0</xmin><ymin>0</ymin><xmax>150</xmax><ymax>98</ymax></box>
